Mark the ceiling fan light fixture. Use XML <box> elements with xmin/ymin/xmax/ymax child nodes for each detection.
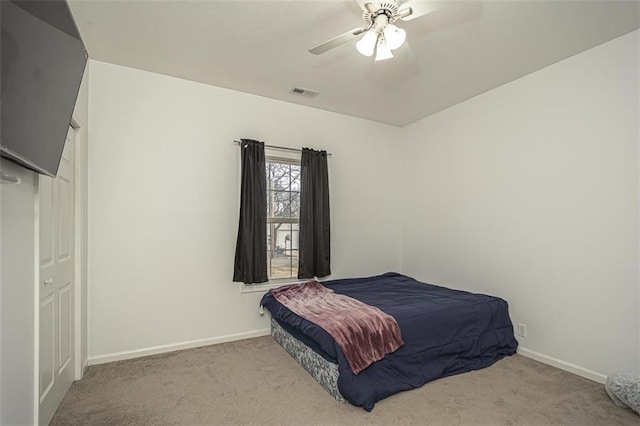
<box><xmin>356</xmin><ymin>29</ymin><xmax>378</xmax><ymax>57</ymax></box>
<box><xmin>383</xmin><ymin>24</ymin><xmax>406</xmax><ymax>50</ymax></box>
<box><xmin>375</xmin><ymin>38</ymin><xmax>394</xmax><ymax>61</ymax></box>
<box><xmin>310</xmin><ymin>0</ymin><xmax>448</xmax><ymax>60</ymax></box>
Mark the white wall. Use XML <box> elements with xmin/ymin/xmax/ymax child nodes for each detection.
<box><xmin>87</xmin><ymin>61</ymin><xmax>402</xmax><ymax>361</ymax></box>
<box><xmin>0</xmin><ymin>160</ymin><xmax>37</xmax><ymax>425</ymax></box>
<box><xmin>401</xmin><ymin>31</ymin><xmax>639</xmax><ymax>377</ymax></box>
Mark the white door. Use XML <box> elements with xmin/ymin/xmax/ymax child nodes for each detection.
<box><xmin>39</xmin><ymin>126</ymin><xmax>75</xmax><ymax>426</ymax></box>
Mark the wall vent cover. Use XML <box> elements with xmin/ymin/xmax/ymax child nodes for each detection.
<box><xmin>290</xmin><ymin>87</ymin><xmax>319</xmax><ymax>98</ymax></box>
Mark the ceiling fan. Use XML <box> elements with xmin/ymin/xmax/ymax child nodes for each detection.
<box><xmin>309</xmin><ymin>0</ymin><xmax>446</xmax><ymax>61</ymax></box>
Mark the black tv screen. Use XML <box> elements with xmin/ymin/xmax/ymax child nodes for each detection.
<box><xmin>1</xmin><ymin>0</ymin><xmax>87</xmax><ymax>177</ymax></box>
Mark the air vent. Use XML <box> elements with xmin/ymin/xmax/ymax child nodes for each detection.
<box><xmin>289</xmin><ymin>87</ymin><xmax>319</xmax><ymax>98</ymax></box>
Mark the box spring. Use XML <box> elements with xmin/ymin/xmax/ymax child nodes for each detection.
<box><xmin>270</xmin><ymin>318</ymin><xmax>345</xmax><ymax>403</ymax></box>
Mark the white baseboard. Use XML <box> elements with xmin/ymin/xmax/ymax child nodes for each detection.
<box><xmin>82</xmin><ymin>357</ymin><xmax>88</xmax><ymax>374</ymax></box>
<box><xmin>88</xmin><ymin>332</ymin><xmax>607</xmax><ymax>385</ymax></box>
<box><xmin>88</xmin><ymin>328</ymin><xmax>270</xmax><ymax>366</ymax></box>
<box><xmin>517</xmin><ymin>346</ymin><xmax>607</xmax><ymax>384</ymax></box>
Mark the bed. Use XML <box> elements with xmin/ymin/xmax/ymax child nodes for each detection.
<box><xmin>260</xmin><ymin>272</ymin><xmax>518</xmax><ymax>411</ymax></box>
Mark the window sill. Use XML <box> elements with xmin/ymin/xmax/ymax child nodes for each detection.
<box><xmin>240</xmin><ymin>278</ymin><xmax>305</xmax><ymax>294</ymax></box>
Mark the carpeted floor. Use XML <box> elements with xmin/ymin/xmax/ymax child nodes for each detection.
<box><xmin>52</xmin><ymin>336</ymin><xmax>637</xmax><ymax>425</ymax></box>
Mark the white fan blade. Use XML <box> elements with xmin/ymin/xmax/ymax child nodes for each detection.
<box><xmin>364</xmin><ymin>2</ymin><xmax>377</xmax><ymax>14</ymax></box>
<box><xmin>354</xmin><ymin>0</ymin><xmax>378</xmax><ymax>13</ymax></box>
<box><xmin>309</xmin><ymin>28</ymin><xmax>367</xmax><ymax>55</ymax></box>
<box><xmin>398</xmin><ymin>0</ymin><xmax>449</xmax><ymax>21</ymax></box>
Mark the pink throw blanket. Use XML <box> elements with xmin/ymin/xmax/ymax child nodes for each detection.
<box><xmin>270</xmin><ymin>281</ymin><xmax>403</xmax><ymax>375</ymax></box>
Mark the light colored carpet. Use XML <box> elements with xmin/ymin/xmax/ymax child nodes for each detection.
<box><xmin>52</xmin><ymin>336</ymin><xmax>637</xmax><ymax>425</ymax></box>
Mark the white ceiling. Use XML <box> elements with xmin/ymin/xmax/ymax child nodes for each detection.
<box><xmin>68</xmin><ymin>0</ymin><xmax>640</xmax><ymax>127</ymax></box>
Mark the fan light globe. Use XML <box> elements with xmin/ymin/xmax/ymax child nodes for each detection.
<box><xmin>384</xmin><ymin>25</ymin><xmax>406</xmax><ymax>50</ymax></box>
<box><xmin>375</xmin><ymin>39</ymin><xmax>394</xmax><ymax>61</ymax></box>
<box><xmin>356</xmin><ymin>30</ymin><xmax>378</xmax><ymax>57</ymax></box>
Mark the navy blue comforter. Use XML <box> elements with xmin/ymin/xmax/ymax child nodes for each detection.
<box><xmin>260</xmin><ymin>272</ymin><xmax>518</xmax><ymax>411</ymax></box>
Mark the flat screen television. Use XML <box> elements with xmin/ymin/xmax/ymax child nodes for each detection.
<box><xmin>1</xmin><ymin>0</ymin><xmax>87</xmax><ymax>177</ymax></box>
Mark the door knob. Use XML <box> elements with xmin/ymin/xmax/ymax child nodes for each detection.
<box><xmin>43</xmin><ymin>278</ymin><xmax>54</xmax><ymax>286</ymax></box>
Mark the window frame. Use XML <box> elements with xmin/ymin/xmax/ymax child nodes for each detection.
<box><xmin>265</xmin><ymin>155</ymin><xmax>301</xmax><ymax>283</ymax></box>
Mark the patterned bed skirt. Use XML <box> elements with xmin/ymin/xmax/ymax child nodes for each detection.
<box><xmin>270</xmin><ymin>318</ymin><xmax>345</xmax><ymax>403</ymax></box>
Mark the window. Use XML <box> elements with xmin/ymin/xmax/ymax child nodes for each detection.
<box><xmin>266</xmin><ymin>157</ymin><xmax>300</xmax><ymax>280</ymax></box>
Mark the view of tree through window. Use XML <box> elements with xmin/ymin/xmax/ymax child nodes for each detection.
<box><xmin>266</xmin><ymin>159</ymin><xmax>300</xmax><ymax>279</ymax></box>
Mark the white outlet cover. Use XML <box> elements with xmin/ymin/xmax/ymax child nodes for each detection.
<box><xmin>517</xmin><ymin>323</ymin><xmax>527</xmax><ymax>338</ymax></box>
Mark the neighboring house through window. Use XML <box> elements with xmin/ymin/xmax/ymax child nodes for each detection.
<box><xmin>266</xmin><ymin>157</ymin><xmax>300</xmax><ymax>280</ymax></box>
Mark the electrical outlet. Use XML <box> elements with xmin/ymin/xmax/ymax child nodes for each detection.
<box><xmin>517</xmin><ymin>323</ymin><xmax>527</xmax><ymax>338</ymax></box>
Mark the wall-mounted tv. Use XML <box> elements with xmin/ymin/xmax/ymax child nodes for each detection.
<box><xmin>1</xmin><ymin>0</ymin><xmax>87</xmax><ymax>177</ymax></box>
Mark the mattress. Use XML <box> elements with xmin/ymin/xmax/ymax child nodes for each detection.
<box><xmin>261</xmin><ymin>272</ymin><xmax>518</xmax><ymax>411</ymax></box>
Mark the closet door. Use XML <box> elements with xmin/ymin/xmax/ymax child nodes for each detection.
<box><xmin>39</xmin><ymin>126</ymin><xmax>75</xmax><ymax>426</ymax></box>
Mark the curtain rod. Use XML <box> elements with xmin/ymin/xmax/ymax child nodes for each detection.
<box><xmin>234</xmin><ymin>140</ymin><xmax>332</xmax><ymax>156</ymax></box>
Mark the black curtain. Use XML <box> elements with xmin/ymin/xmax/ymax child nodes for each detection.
<box><xmin>233</xmin><ymin>139</ymin><xmax>268</xmax><ymax>284</ymax></box>
<box><xmin>298</xmin><ymin>148</ymin><xmax>331</xmax><ymax>279</ymax></box>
